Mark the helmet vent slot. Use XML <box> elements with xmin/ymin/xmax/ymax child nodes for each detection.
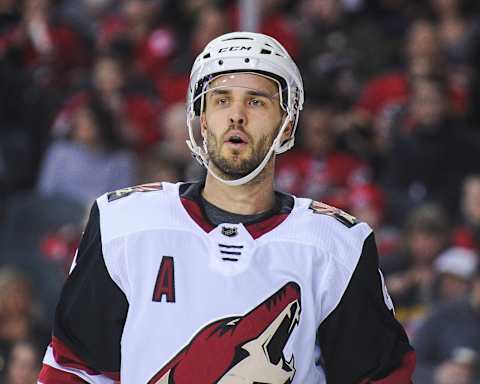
<box><xmin>203</xmin><ymin>53</ymin><xmax>211</xmax><ymax>59</ymax></box>
<box><xmin>222</xmin><ymin>36</ymin><xmax>254</xmax><ymax>41</ymax></box>
<box><xmin>261</xmin><ymin>49</ymin><xmax>272</xmax><ymax>54</ymax></box>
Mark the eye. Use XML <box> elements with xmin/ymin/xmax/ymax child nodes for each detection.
<box><xmin>216</xmin><ymin>97</ymin><xmax>228</xmax><ymax>105</ymax></box>
<box><xmin>249</xmin><ymin>98</ymin><xmax>266</xmax><ymax>107</ymax></box>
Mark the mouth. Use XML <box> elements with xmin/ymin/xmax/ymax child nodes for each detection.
<box><xmin>224</xmin><ymin>130</ymin><xmax>249</xmax><ymax>147</ymax></box>
<box><xmin>265</xmin><ymin>300</ymin><xmax>301</xmax><ymax>368</ymax></box>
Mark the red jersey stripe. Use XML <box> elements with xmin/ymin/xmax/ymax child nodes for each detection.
<box><xmin>51</xmin><ymin>337</ymin><xmax>120</xmax><ymax>380</ymax></box>
<box><xmin>38</xmin><ymin>364</ymin><xmax>87</xmax><ymax>384</ymax></box>
<box><xmin>359</xmin><ymin>350</ymin><xmax>416</xmax><ymax>384</ymax></box>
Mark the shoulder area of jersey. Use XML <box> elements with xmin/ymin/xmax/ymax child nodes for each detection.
<box><xmin>287</xmin><ymin>199</ymin><xmax>373</xmax><ymax>260</ymax></box>
<box><xmin>105</xmin><ymin>182</ymin><xmax>165</xmax><ymax>202</ymax></box>
<box><xmin>301</xmin><ymin>199</ymin><xmax>373</xmax><ymax>253</ymax></box>
<box><xmin>307</xmin><ymin>200</ymin><xmax>359</xmax><ymax>229</ymax></box>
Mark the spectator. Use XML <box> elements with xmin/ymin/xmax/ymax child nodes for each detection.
<box><xmin>431</xmin><ymin>0</ymin><xmax>477</xmax><ymax>137</ymax></box>
<box><xmin>382</xmin><ymin>203</ymin><xmax>451</xmax><ymax>333</ymax></box>
<box><xmin>276</xmin><ymin>101</ymin><xmax>370</xmax><ymax>208</ymax></box>
<box><xmin>433</xmin><ymin>247</ymin><xmax>479</xmax><ymax>303</ymax></box>
<box><xmin>0</xmin><ymin>0</ymin><xmax>74</xmax><ymax>197</ymax></box>
<box><xmin>355</xmin><ymin>18</ymin><xmax>469</xmax><ymax>130</ymax></box>
<box><xmin>39</xmin><ymin>222</ymin><xmax>82</xmax><ymax>275</ymax></box>
<box><xmin>347</xmin><ymin>183</ymin><xmax>401</xmax><ymax>256</ymax></box>
<box><xmin>221</xmin><ymin>1</ymin><xmax>298</xmax><ymax>60</ymax></box>
<box><xmin>433</xmin><ymin>348</ymin><xmax>478</xmax><ymax>384</ymax></box>
<box><xmin>347</xmin><ymin>19</ymin><xmax>467</xmax><ymax>183</ymax></box>
<box><xmin>159</xmin><ymin>101</ymin><xmax>205</xmax><ymax>182</ymax></box>
<box><xmin>2</xmin><ymin>340</ymin><xmax>41</xmax><ymax>384</ymax></box>
<box><xmin>298</xmin><ymin>0</ymin><xmax>389</xmax><ymax>91</ymax></box>
<box><xmin>454</xmin><ymin>175</ymin><xmax>480</xmax><ymax>252</ymax></box>
<box><xmin>52</xmin><ymin>52</ymin><xmax>162</xmax><ymax>153</ymax></box>
<box><xmin>99</xmin><ymin>0</ymin><xmax>177</xmax><ymax>82</ymax></box>
<box><xmin>0</xmin><ymin>266</ymin><xmax>49</xmax><ymax>379</ymax></box>
<box><xmin>57</xmin><ymin>0</ymin><xmax>117</xmax><ymax>46</ymax></box>
<box><xmin>91</xmin><ymin>52</ymin><xmax>161</xmax><ymax>151</ymax></box>
<box><xmin>356</xmin><ymin>19</ymin><xmax>441</xmax><ymax>120</ymax></box>
<box><xmin>161</xmin><ymin>102</ymin><xmax>192</xmax><ymax>164</ymax></box>
<box><xmin>0</xmin><ymin>0</ymin><xmax>88</xmax><ymax>87</ymax></box>
<box><xmin>259</xmin><ymin>0</ymin><xmax>299</xmax><ymax>59</ymax></box>
<box><xmin>0</xmin><ymin>0</ymin><xmax>20</xmax><ymax>35</ymax></box>
<box><xmin>348</xmin><ymin>183</ymin><xmax>385</xmax><ymax>229</ymax></box>
<box><xmin>430</xmin><ymin>0</ymin><xmax>473</xmax><ymax>64</ymax></box>
<box><xmin>152</xmin><ymin>0</ymin><xmax>215</xmax><ymax>106</ymax></box>
<box><xmin>37</xmin><ymin>97</ymin><xmax>136</xmax><ymax>208</ymax></box>
<box><xmin>360</xmin><ymin>0</ymin><xmax>424</xmax><ymax>56</ymax></box>
<box><xmin>170</xmin><ymin>4</ymin><xmax>229</xmax><ymax>108</ymax></box>
<box><xmin>385</xmin><ymin>75</ymin><xmax>478</xmax><ymax>217</ymax></box>
<box><xmin>190</xmin><ymin>5</ymin><xmax>229</xmax><ymax>57</ymax></box>
<box><xmin>137</xmin><ymin>144</ymin><xmax>184</xmax><ymax>185</ymax></box>
<box><xmin>466</xmin><ymin>14</ymin><xmax>480</xmax><ymax>127</ymax></box>
<box><xmin>87</xmin><ymin>0</ymin><xmax>185</xmax><ymax>115</ymax></box>
<box><xmin>413</xmin><ymin>269</ymin><xmax>480</xmax><ymax>383</ymax></box>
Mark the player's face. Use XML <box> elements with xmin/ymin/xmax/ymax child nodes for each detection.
<box><xmin>201</xmin><ymin>73</ymin><xmax>284</xmax><ymax>179</ymax></box>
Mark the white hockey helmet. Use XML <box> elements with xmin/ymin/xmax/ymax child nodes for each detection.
<box><xmin>186</xmin><ymin>31</ymin><xmax>304</xmax><ymax>186</ymax></box>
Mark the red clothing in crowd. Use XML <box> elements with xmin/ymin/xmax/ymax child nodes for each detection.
<box><xmin>99</xmin><ymin>15</ymin><xmax>176</xmax><ymax>80</ymax></box>
<box><xmin>52</xmin><ymin>91</ymin><xmax>161</xmax><ymax>152</ymax></box>
<box><xmin>275</xmin><ymin>149</ymin><xmax>369</xmax><ymax>209</ymax></box>
<box><xmin>0</xmin><ymin>20</ymin><xmax>88</xmax><ymax>83</ymax></box>
<box><xmin>260</xmin><ymin>14</ymin><xmax>299</xmax><ymax>59</ymax></box>
<box><xmin>228</xmin><ymin>6</ymin><xmax>299</xmax><ymax>59</ymax></box>
<box><xmin>356</xmin><ymin>71</ymin><xmax>468</xmax><ymax>118</ymax></box>
<box><xmin>155</xmin><ymin>73</ymin><xmax>189</xmax><ymax>106</ymax></box>
<box><xmin>453</xmin><ymin>226</ymin><xmax>480</xmax><ymax>251</ymax></box>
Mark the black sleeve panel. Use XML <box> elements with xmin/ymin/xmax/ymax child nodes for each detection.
<box><xmin>53</xmin><ymin>202</ymin><xmax>128</xmax><ymax>373</ymax></box>
<box><xmin>317</xmin><ymin>233</ymin><xmax>414</xmax><ymax>384</ymax></box>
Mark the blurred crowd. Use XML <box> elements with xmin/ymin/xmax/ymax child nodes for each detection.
<box><xmin>0</xmin><ymin>0</ymin><xmax>480</xmax><ymax>382</ymax></box>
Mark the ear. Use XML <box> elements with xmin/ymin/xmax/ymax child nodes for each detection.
<box><xmin>200</xmin><ymin>114</ymin><xmax>207</xmax><ymax>139</ymax></box>
<box><xmin>281</xmin><ymin>119</ymin><xmax>294</xmax><ymax>142</ymax></box>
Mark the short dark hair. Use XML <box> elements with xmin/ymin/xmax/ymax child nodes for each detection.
<box><xmin>83</xmin><ymin>95</ymin><xmax>126</xmax><ymax>151</ymax></box>
<box><xmin>405</xmin><ymin>202</ymin><xmax>450</xmax><ymax>236</ymax></box>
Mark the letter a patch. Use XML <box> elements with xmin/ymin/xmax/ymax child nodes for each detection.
<box><xmin>153</xmin><ymin>256</ymin><xmax>176</xmax><ymax>303</ymax></box>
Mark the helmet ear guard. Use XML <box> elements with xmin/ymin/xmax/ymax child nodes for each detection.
<box><xmin>186</xmin><ymin>32</ymin><xmax>304</xmax><ymax>186</ymax></box>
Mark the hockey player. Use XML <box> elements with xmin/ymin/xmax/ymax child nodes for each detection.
<box><xmin>38</xmin><ymin>32</ymin><xmax>415</xmax><ymax>383</ymax></box>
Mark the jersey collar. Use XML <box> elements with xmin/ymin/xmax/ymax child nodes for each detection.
<box><xmin>179</xmin><ymin>182</ymin><xmax>294</xmax><ymax>239</ymax></box>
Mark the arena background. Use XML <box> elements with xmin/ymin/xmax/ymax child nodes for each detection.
<box><xmin>0</xmin><ymin>0</ymin><xmax>480</xmax><ymax>382</ymax></box>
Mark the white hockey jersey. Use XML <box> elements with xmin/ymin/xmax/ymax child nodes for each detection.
<box><xmin>38</xmin><ymin>182</ymin><xmax>415</xmax><ymax>384</ymax></box>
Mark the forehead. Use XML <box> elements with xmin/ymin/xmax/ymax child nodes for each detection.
<box><xmin>209</xmin><ymin>72</ymin><xmax>278</xmax><ymax>94</ymax></box>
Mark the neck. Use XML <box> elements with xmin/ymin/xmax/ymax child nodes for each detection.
<box><xmin>202</xmin><ymin>163</ymin><xmax>276</xmax><ymax>215</ymax></box>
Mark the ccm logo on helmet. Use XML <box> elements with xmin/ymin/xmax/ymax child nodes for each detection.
<box><xmin>218</xmin><ymin>46</ymin><xmax>252</xmax><ymax>53</ymax></box>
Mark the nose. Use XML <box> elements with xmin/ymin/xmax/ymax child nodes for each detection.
<box><xmin>228</xmin><ymin>102</ymin><xmax>247</xmax><ymax>126</ymax></box>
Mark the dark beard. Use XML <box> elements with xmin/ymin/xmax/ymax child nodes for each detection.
<box><xmin>207</xmin><ymin>129</ymin><xmax>271</xmax><ymax>180</ymax></box>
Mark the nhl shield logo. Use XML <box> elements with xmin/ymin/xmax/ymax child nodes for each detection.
<box><xmin>221</xmin><ymin>226</ymin><xmax>238</xmax><ymax>237</ymax></box>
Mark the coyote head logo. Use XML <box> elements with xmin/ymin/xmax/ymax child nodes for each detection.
<box><xmin>148</xmin><ymin>282</ymin><xmax>301</xmax><ymax>384</ymax></box>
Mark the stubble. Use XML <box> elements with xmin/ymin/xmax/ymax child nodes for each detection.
<box><xmin>206</xmin><ymin>128</ymin><xmax>273</xmax><ymax>181</ymax></box>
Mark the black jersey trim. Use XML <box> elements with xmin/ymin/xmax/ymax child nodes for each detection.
<box><xmin>317</xmin><ymin>233</ymin><xmax>414</xmax><ymax>383</ymax></box>
<box><xmin>53</xmin><ymin>202</ymin><xmax>128</xmax><ymax>373</ymax></box>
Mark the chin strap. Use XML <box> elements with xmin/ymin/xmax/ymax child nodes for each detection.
<box><xmin>186</xmin><ymin>115</ymin><xmax>291</xmax><ymax>187</ymax></box>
